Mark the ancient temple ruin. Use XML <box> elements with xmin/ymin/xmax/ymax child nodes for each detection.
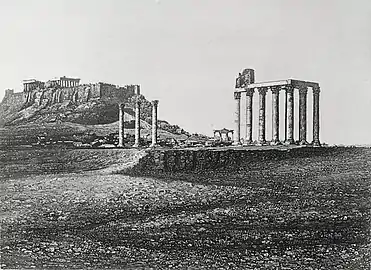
<box><xmin>234</xmin><ymin>69</ymin><xmax>321</xmax><ymax>146</ymax></box>
<box><xmin>117</xmin><ymin>84</ymin><xmax>159</xmax><ymax>148</ymax></box>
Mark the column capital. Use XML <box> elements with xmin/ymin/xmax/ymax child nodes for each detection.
<box><xmin>258</xmin><ymin>87</ymin><xmax>268</xmax><ymax>95</ymax></box>
<box><xmin>313</xmin><ymin>86</ymin><xmax>321</xmax><ymax>94</ymax></box>
<box><xmin>135</xmin><ymin>95</ymin><xmax>142</xmax><ymax>104</ymax></box>
<box><xmin>284</xmin><ymin>85</ymin><xmax>294</xmax><ymax>94</ymax></box>
<box><xmin>270</xmin><ymin>86</ymin><xmax>281</xmax><ymax>95</ymax></box>
<box><xmin>151</xmin><ymin>100</ymin><xmax>159</xmax><ymax>107</ymax></box>
<box><xmin>234</xmin><ymin>92</ymin><xmax>241</xmax><ymax>100</ymax></box>
<box><xmin>299</xmin><ymin>86</ymin><xmax>308</xmax><ymax>95</ymax></box>
<box><xmin>119</xmin><ymin>103</ymin><xmax>125</xmax><ymax>109</ymax></box>
<box><xmin>245</xmin><ymin>88</ymin><xmax>255</xmax><ymax>97</ymax></box>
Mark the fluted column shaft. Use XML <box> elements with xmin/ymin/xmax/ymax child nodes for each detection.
<box><xmin>258</xmin><ymin>87</ymin><xmax>267</xmax><ymax>144</ymax></box>
<box><xmin>118</xmin><ymin>103</ymin><xmax>125</xmax><ymax>147</ymax></box>
<box><xmin>245</xmin><ymin>89</ymin><xmax>254</xmax><ymax>144</ymax></box>
<box><xmin>285</xmin><ymin>86</ymin><xmax>295</xmax><ymax>144</ymax></box>
<box><xmin>299</xmin><ymin>86</ymin><xmax>308</xmax><ymax>144</ymax></box>
<box><xmin>312</xmin><ymin>87</ymin><xmax>321</xmax><ymax>146</ymax></box>
<box><xmin>271</xmin><ymin>87</ymin><xmax>280</xmax><ymax>144</ymax></box>
<box><xmin>233</xmin><ymin>92</ymin><xmax>241</xmax><ymax>145</ymax></box>
<box><xmin>151</xmin><ymin>100</ymin><xmax>159</xmax><ymax>147</ymax></box>
<box><xmin>133</xmin><ymin>97</ymin><xmax>141</xmax><ymax>147</ymax></box>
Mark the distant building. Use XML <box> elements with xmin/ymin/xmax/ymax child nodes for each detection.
<box><xmin>213</xmin><ymin>128</ymin><xmax>234</xmax><ymax>142</ymax></box>
<box><xmin>23</xmin><ymin>79</ymin><xmax>45</xmax><ymax>92</ymax></box>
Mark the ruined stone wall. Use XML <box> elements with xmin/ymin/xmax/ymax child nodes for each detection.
<box><xmin>1</xmin><ymin>90</ymin><xmax>25</xmax><ymax>108</ymax></box>
<box><xmin>128</xmin><ymin>147</ymin><xmax>334</xmax><ymax>176</ymax></box>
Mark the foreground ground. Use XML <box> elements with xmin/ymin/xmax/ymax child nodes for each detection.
<box><xmin>0</xmin><ymin>147</ymin><xmax>370</xmax><ymax>269</ymax></box>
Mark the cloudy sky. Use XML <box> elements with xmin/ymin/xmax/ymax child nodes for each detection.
<box><xmin>0</xmin><ymin>0</ymin><xmax>370</xmax><ymax>145</ymax></box>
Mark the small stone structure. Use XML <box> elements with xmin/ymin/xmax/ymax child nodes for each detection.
<box><xmin>234</xmin><ymin>69</ymin><xmax>321</xmax><ymax>146</ymax></box>
<box><xmin>213</xmin><ymin>128</ymin><xmax>234</xmax><ymax>142</ymax></box>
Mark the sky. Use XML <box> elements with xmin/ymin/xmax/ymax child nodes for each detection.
<box><xmin>0</xmin><ymin>0</ymin><xmax>370</xmax><ymax>145</ymax></box>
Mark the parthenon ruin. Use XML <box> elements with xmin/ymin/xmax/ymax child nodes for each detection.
<box><xmin>234</xmin><ymin>69</ymin><xmax>321</xmax><ymax>146</ymax></box>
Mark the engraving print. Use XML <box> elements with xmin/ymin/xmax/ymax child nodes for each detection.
<box><xmin>0</xmin><ymin>1</ymin><xmax>370</xmax><ymax>269</ymax></box>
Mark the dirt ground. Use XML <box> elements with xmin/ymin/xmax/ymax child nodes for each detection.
<box><xmin>0</xmin><ymin>147</ymin><xmax>370</xmax><ymax>269</ymax></box>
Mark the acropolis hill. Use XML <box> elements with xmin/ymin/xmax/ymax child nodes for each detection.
<box><xmin>0</xmin><ymin>76</ymin><xmax>142</xmax><ymax>127</ymax></box>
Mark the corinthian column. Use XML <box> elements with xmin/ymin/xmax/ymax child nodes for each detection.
<box><xmin>312</xmin><ymin>86</ymin><xmax>321</xmax><ymax>146</ymax></box>
<box><xmin>150</xmin><ymin>100</ymin><xmax>159</xmax><ymax>147</ymax></box>
<box><xmin>271</xmin><ymin>86</ymin><xmax>280</xmax><ymax>145</ymax></box>
<box><xmin>258</xmin><ymin>87</ymin><xmax>267</xmax><ymax>145</ymax></box>
<box><xmin>244</xmin><ymin>88</ymin><xmax>254</xmax><ymax>145</ymax></box>
<box><xmin>118</xmin><ymin>103</ymin><xmax>125</xmax><ymax>147</ymax></box>
<box><xmin>285</xmin><ymin>86</ymin><xmax>295</xmax><ymax>144</ymax></box>
<box><xmin>133</xmin><ymin>96</ymin><xmax>141</xmax><ymax>147</ymax></box>
<box><xmin>299</xmin><ymin>86</ymin><xmax>308</xmax><ymax>145</ymax></box>
<box><xmin>233</xmin><ymin>92</ymin><xmax>242</xmax><ymax>145</ymax></box>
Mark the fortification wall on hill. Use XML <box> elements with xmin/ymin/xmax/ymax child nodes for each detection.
<box><xmin>2</xmin><ymin>82</ymin><xmax>137</xmax><ymax>109</ymax></box>
<box><xmin>2</xmin><ymin>89</ymin><xmax>25</xmax><ymax>107</ymax></box>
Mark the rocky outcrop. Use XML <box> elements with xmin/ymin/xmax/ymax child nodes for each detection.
<box><xmin>0</xmin><ymin>83</ymin><xmax>138</xmax><ymax>127</ymax></box>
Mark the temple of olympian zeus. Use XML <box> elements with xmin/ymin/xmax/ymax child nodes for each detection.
<box><xmin>117</xmin><ymin>85</ymin><xmax>160</xmax><ymax>148</ymax></box>
<box><xmin>234</xmin><ymin>69</ymin><xmax>321</xmax><ymax>146</ymax></box>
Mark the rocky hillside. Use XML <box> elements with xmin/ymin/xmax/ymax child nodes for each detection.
<box><xmin>0</xmin><ymin>85</ymin><xmax>186</xmax><ymax>132</ymax></box>
<box><xmin>0</xmin><ymin>84</ymin><xmax>137</xmax><ymax>127</ymax></box>
<box><xmin>0</xmin><ymin>84</ymin><xmax>190</xmax><ymax>146</ymax></box>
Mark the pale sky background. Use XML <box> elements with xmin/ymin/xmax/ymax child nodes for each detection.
<box><xmin>0</xmin><ymin>0</ymin><xmax>370</xmax><ymax>145</ymax></box>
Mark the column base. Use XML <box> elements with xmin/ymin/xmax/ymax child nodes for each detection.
<box><xmin>117</xmin><ymin>144</ymin><xmax>125</xmax><ymax>148</ymax></box>
<box><xmin>243</xmin><ymin>140</ymin><xmax>253</xmax><ymax>146</ymax></box>
<box><xmin>270</xmin><ymin>140</ymin><xmax>282</xmax><ymax>146</ymax></box>
<box><xmin>257</xmin><ymin>140</ymin><xmax>267</xmax><ymax>146</ymax></box>
<box><xmin>284</xmin><ymin>139</ymin><xmax>296</xmax><ymax>145</ymax></box>
<box><xmin>232</xmin><ymin>141</ymin><xmax>242</xmax><ymax>146</ymax></box>
<box><xmin>299</xmin><ymin>140</ymin><xmax>309</xmax><ymax>146</ymax></box>
<box><xmin>312</xmin><ymin>140</ymin><xmax>321</xmax><ymax>147</ymax></box>
<box><xmin>132</xmin><ymin>144</ymin><xmax>140</xmax><ymax>148</ymax></box>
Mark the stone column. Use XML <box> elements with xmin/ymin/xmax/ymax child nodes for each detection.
<box><xmin>233</xmin><ymin>92</ymin><xmax>241</xmax><ymax>145</ymax></box>
<box><xmin>299</xmin><ymin>86</ymin><xmax>308</xmax><ymax>145</ymax></box>
<box><xmin>133</xmin><ymin>96</ymin><xmax>141</xmax><ymax>147</ymax></box>
<box><xmin>284</xmin><ymin>90</ymin><xmax>287</xmax><ymax>142</ymax></box>
<box><xmin>258</xmin><ymin>87</ymin><xmax>267</xmax><ymax>145</ymax></box>
<box><xmin>244</xmin><ymin>88</ymin><xmax>254</xmax><ymax>145</ymax></box>
<box><xmin>271</xmin><ymin>86</ymin><xmax>280</xmax><ymax>145</ymax></box>
<box><xmin>150</xmin><ymin>100</ymin><xmax>159</xmax><ymax>147</ymax></box>
<box><xmin>285</xmin><ymin>85</ymin><xmax>295</xmax><ymax>144</ymax></box>
<box><xmin>118</xmin><ymin>103</ymin><xmax>125</xmax><ymax>147</ymax></box>
<box><xmin>312</xmin><ymin>86</ymin><xmax>321</xmax><ymax>146</ymax></box>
